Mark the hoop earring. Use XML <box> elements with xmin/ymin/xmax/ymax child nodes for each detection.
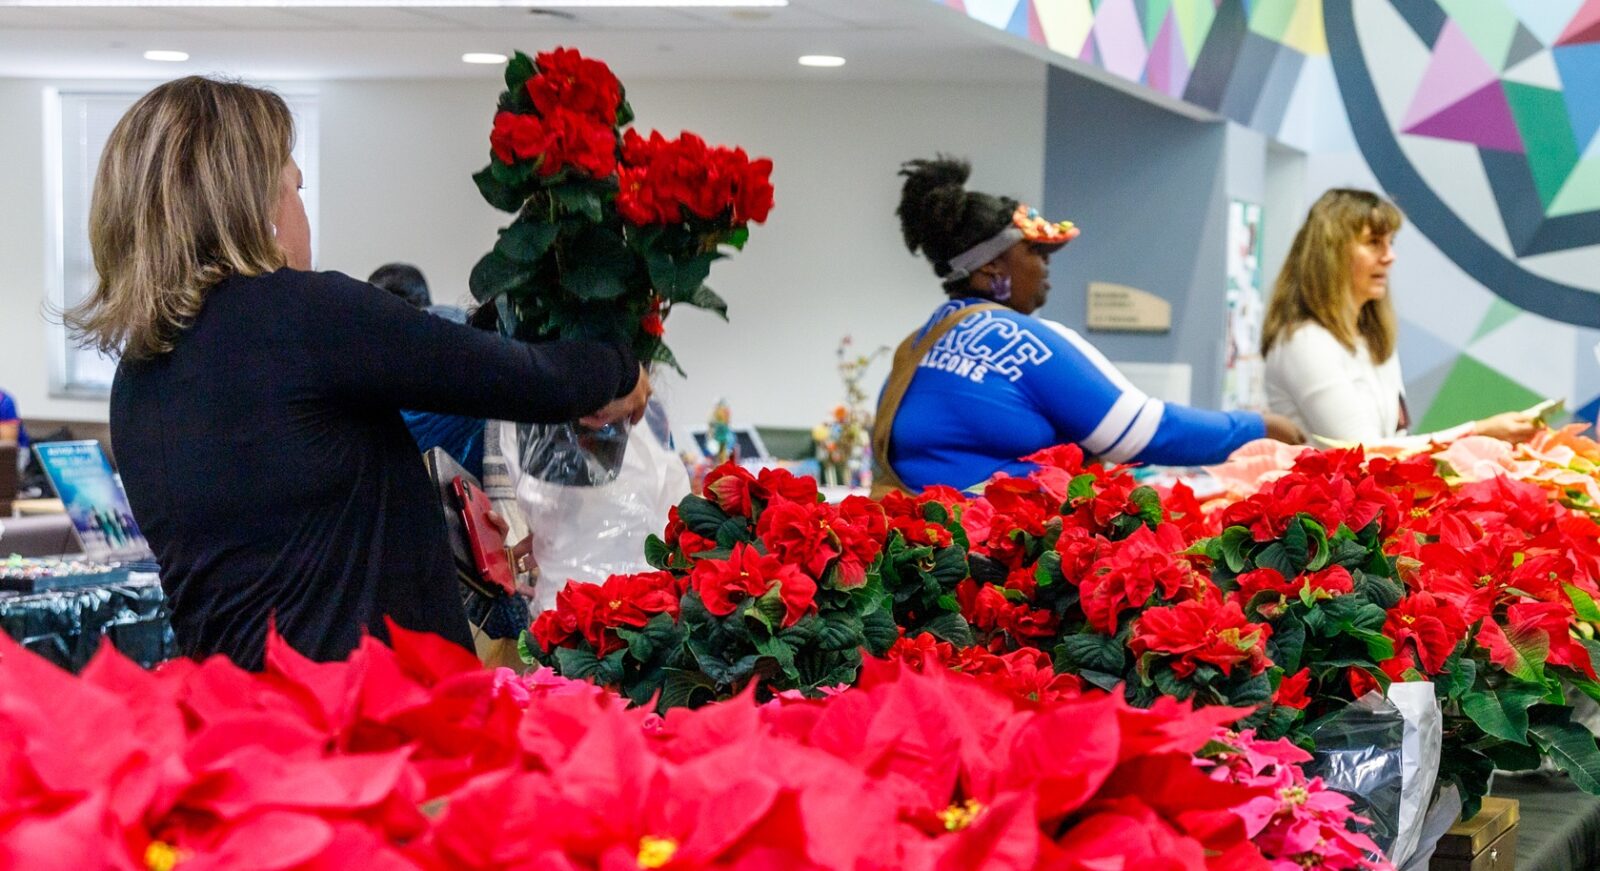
<box><xmin>990</xmin><ymin>273</ymin><xmax>1012</xmax><ymax>302</ymax></box>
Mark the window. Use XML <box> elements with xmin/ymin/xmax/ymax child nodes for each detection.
<box><xmin>47</xmin><ymin>87</ymin><xmax>318</xmax><ymax>397</ymax></box>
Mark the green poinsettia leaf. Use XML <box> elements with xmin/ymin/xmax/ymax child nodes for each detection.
<box><xmin>1461</xmin><ymin>684</ymin><xmax>1544</xmax><ymax>744</ymax></box>
<box><xmin>714</xmin><ymin>517</ymin><xmax>752</xmax><ymax>549</ymax></box>
<box><xmin>753</xmin><ymin>633</ymin><xmax>799</xmax><ymax>682</ymax></box>
<box><xmin>551</xmin><ymin>184</ymin><xmax>607</xmax><ymax>223</ymax></box>
<box><xmin>517</xmin><ymin>630</ymin><xmax>535</xmax><ymax>666</ymax></box>
<box><xmin>1300</xmin><ymin>517</ymin><xmax>1331</xmax><ymax>571</ymax></box>
<box><xmin>1283</xmin><ymin>517</ymin><xmax>1310</xmax><ymax>571</ymax></box>
<box><xmin>1255</xmin><ymin>542</ymin><xmax>1297</xmax><ymax>580</ymax></box>
<box><xmin>552</xmin><ymin>645</ymin><xmax>603</xmax><ymax>680</ymax></box>
<box><xmin>1151</xmin><ymin>665</ymin><xmax>1195</xmax><ymax>700</ymax></box>
<box><xmin>1483</xmin><ymin>739</ymin><xmax>1544</xmax><ymax>773</ymax></box>
<box><xmin>644</xmin><ymin>534</ymin><xmax>671</xmax><ymax>570</ymax></box>
<box><xmin>468</xmin><ymin>250</ymin><xmax>534</xmax><ymax>304</ymax></box>
<box><xmin>1353</xmin><ymin>570</ymin><xmax>1403</xmax><ymax>610</ymax></box>
<box><xmin>1502</xmin><ymin>620</ymin><xmax>1552</xmax><ymax>683</ymax></box>
<box><xmin>1441</xmin><ymin>655</ymin><xmax>1478</xmax><ymax>700</ymax></box>
<box><xmin>1056</xmin><ymin>632</ymin><xmax>1126</xmax><ymax>675</ymax></box>
<box><xmin>861</xmin><ymin>605</ymin><xmax>900</xmax><ymax>656</ymax></box>
<box><xmin>921</xmin><ymin>612</ymin><xmax>974</xmax><ymax>647</ymax></box>
<box><xmin>658</xmin><ymin>668</ymin><xmax>718</xmax><ymax>710</ymax></box>
<box><xmin>1034</xmin><ymin>551</ymin><xmax>1063</xmax><ymax>589</ymax></box>
<box><xmin>1128</xmin><ymin>486</ymin><xmax>1163</xmax><ymax>528</ymax></box>
<box><xmin>1530</xmin><ymin>720</ymin><xmax>1600</xmax><ymax>794</ymax></box>
<box><xmin>646</xmin><ymin>251</ymin><xmax>716</xmax><ymax>302</ymax></box>
<box><xmin>1067</xmin><ymin>473</ymin><xmax>1098</xmax><ymax>503</ymax></box>
<box><xmin>1267</xmin><ymin>615</ymin><xmax>1306</xmax><ymax>674</ymax></box>
<box><xmin>1347</xmin><ymin>628</ymin><xmax>1396</xmax><ymax>663</ymax></box>
<box><xmin>685</xmin><ymin>638</ymin><xmax>761</xmax><ymax>687</ymax></box>
<box><xmin>816</xmin><ymin>610</ymin><xmax>865</xmax><ymax>653</ymax></box>
<box><xmin>495</xmin><ymin>220</ymin><xmax>559</xmax><ymax>265</ymax></box>
<box><xmin>505</xmin><ymin>50</ymin><xmax>536</xmax><ymax>93</ymax></box>
<box><xmin>1328</xmin><ymin>537</ymin><xmax>1375</xmax><ymax>569</ymax></box>
<box><xmin>474</xmin><ymin>165</ymin><xmax>527</xmax><ymax>213</ymax></box>
<box><xmin>687</xmin><ymin>284</ymin><xmax>729</xmax><ymax>320</ymax></box>
<box><xmin>1229</xmin><ymin>672</ymin><xmax>1273</xmax><ymax>706</ymax></box>
<box><xmin>1566</xmin><ymin>584</ymin><xmax>1600</xmax><ymax>623</ymax></box>
<box><xmin>677</xmin><ymin>495</ymin><xmax>729</xmax><ymax>538</ymax></box>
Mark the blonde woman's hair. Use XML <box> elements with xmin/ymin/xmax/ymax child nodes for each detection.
<box><xmin>1261</xmin><ymin>188</ymin><xmax>1402</xmax><ymax>364</ymax></box>
<box><xmin>65</xmin><ymin>76</ymin><xmax>294</xmax><ymax>360</ymax></box>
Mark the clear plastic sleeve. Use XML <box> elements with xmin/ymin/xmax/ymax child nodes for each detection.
<box><xmin>1304</xmin><ymin>690</ymin><xmax>1407</xmax><ymax>857</ymax></box>
<box><xmin>502</xmin><ymin>402</ymin><xmax>691</xmax><ymax>613</ymax></box>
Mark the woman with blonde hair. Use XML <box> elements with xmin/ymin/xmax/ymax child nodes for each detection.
<box><xmin>69</xmin><ymin>76</ymin><xmax>649</xmax><ymax>670</ymax></box>
<box><xmin>1262</xmin><ymin>188</ymin><xmax>1535</xmax><ymax>444</ymax></box>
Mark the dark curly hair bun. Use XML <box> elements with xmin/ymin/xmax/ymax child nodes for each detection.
<box><xmin>896</xmin><ymin>155</ymin><xmax>1016</xmax><ymax>282</ymax></box>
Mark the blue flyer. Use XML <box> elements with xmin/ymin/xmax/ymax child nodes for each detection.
<box><xmin>32</xmin><ymin>440</ymin><xmax>151</xmax><ymax>562</ymax></box>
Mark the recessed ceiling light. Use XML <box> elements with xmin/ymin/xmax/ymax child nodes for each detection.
<box><xmin>462</xmin><ymin>52</ymin><xmax>508</xmax><ymax>64</ymax></box>
<box><xmin>798</xmin><ymin>55</ymin><xmax>845</xmax><ymax>68</ymax></box>
<box><xmin>143</xmin><ymin>50</ymin><xmax>189</xmax><ymax>62</ymax></box>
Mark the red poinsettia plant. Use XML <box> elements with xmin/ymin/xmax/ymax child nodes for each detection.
<box><xmin>471</xmin><ymin>47</ymin><xmax>774</xmax><ymax>373</ymax></box>
<box><xmin>525</xmin><ymin>463</ymin><xmax>898</xmax><ymax>708</ymax></box>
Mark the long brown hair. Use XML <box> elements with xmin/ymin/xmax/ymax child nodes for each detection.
<box><xmin>1261</xmin><ymin>188</ymin><xmax>1402</xmax><ymax>363</ymax></box>
<box><xmin>65</xmin><ymin>76</ymin><xmax>294</xmax><ymax>359</ymax></box>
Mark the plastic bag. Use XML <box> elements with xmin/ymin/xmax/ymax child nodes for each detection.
<box><xmin>519</xmin><ymin>420</ymin><xmax>632</xmax><ymax>487</ymax></box>
<box><xmin>1386</xmin><ymin>681</ymin><xmax>1443</xmax><ymax>866</ymax></box>
<box><xmin>502</xmin><ymin>404</ymin><xmax>690</xmax><ymax>614</ymax></box>
<box><xmin>1304</xmin><ymin>691</ymin><xmax>1406</xmax><ymax>856</ymax></box>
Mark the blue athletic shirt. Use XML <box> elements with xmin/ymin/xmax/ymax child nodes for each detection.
<box><xmin>886</xmin><ymin>298</ymin><xmax>1264</xmax><ymax>491</ymax></box>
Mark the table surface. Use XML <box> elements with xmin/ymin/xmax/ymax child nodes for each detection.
<box><xmin>1488</xmin><ymin>771</ymin><xmax>1600</xmax><ymax>871</ymax></box>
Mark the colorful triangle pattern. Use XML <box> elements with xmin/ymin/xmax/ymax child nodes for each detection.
<box><xmin>1557</xmin><ymin>0</ymin><xmax>1600</xmax><ymax>45</ymax></box>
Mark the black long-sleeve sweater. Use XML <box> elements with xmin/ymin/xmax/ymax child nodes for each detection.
<box><xmin>111</xmin><ymin>268</ymin><xmax>638</xmax><ymax>670</ymax></box>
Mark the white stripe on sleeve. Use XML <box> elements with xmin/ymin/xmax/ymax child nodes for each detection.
<box><xmin>1102</xmin><ymin>398</ymin><xmax>1166</xmax><ymax>463</ymax></box>
<box><xmin>1081</xmin><ymin>391</ymin><xmax>1144</xmax><ymax>454</ymax></box>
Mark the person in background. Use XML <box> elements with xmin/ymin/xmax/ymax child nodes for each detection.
<box><xmin>0</xmin><ymin>388</ymin><xmax>28</xmax><ymax>474</ymax></box>
<box><xmin>368</xmin><ymin>262</ymin><xmax>431</xmax><ymax>309</ymax></box>
<box><xmin>67</xmin><ymin>76</ymin><xmax>649</xmax><ymax>670</ymax></box>
<box><xmin>0</xmin><ymin>388</ymin><xmax>27</xmax><ymax>447</ymax></box>
<box><xmin>874</xmin><ymin>156</ymin><xmax>1302</xmax><ymax>494</ymax></box>
<box><xmin>1263</xmin><ymin>189</ymin><xmax>1537</xmax><ymax>444</ymax></box>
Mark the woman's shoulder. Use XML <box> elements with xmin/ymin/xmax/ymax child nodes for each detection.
<box><xmin>1268</xmin><ymin>320</ymin><xmax>1355</xmax><ymax>360</ymax></box>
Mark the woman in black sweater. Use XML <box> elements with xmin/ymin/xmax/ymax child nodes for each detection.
<box><xmin>66</xmin><ymin>76</ymin><xmax>649</xmax><ymax>670</ymax></box>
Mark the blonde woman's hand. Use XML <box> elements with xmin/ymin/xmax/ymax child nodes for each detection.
<box><xmin>580</xmin><ymin>365</ymin><xmax>651</xmax><ymax>428</ymax></box>
<box><xmin>1263</xmin><ymin>412</ymin><xmax>1306</xmax><ymax>445</ymax></box>
<box><xmin>1471</xmin><ymin>411</ymin><xmax>1539</xmax><ymax>443</ymax></box>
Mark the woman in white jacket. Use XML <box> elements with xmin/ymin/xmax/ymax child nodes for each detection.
<box><xmin>1262</xmin><ymin>188</ymin><xmax>1535</xmax><ymax>444</ymax></box>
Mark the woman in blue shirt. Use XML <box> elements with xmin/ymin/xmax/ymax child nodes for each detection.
<box><xmin>873</xmin><ymin>157</ymin><xmax>1301</xmax><ymax>493</ymax></box>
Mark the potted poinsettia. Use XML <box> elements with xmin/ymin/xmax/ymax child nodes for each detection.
<box><xmin>471</xmin><ymin>47</ymin><xmax>772</xmax><ymax>482</ymax></box>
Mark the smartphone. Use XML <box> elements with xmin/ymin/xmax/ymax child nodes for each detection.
<box><xmin>454</xmin><ymin>475</ymin><xmax>516</xmax><ymax>597</ymax></box>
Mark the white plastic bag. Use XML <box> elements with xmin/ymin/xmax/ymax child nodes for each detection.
<box><xmin>500</xmin><ymin>408</ymin><xmax>690</xmax><ymax>614</ymax></box>
<box><xmin>1386</xmin><ymin>681</ymin><xmax>1444</xmax><ymax>867</ymax></box>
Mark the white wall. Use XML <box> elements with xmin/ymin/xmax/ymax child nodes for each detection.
<box><xmin>0</xmin><ymin>74</ymin><xmax>1045</xmax><ymax>440</ymax></box>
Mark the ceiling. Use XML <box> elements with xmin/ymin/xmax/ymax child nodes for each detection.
<box><xmin>0</xmin><ymin>0</ymin><xmax>1044</xmax><ymax>82</ymax></box>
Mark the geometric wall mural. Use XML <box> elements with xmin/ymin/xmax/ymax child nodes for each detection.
<box><xmin>1324</xmin><ymin>0</ymin><xmax>1600</xmax><ymax>428</ymax></box>
<box><xmin>1326</xmin><ymin>0</ymin><xmax>1600</xmax><ymax>330</ymax></box>
<box><xmin>931</xmin><ymin>0</ymin><xmax>1330</xmax><ymax>140</ymax></box>
<box><xmin>934</xmin><ymin>0</ymin><xmax>1600</xmax><ymax>428</ymax></box>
